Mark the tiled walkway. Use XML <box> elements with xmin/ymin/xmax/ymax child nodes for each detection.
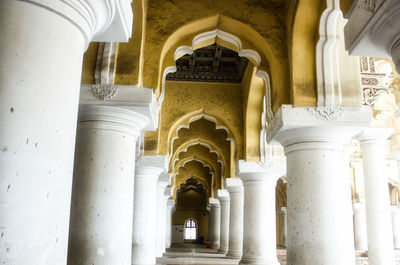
<box><xmin>157</xmin><ymin>244</ymin><xmax>400</xmax><ymax>265</ymax></box>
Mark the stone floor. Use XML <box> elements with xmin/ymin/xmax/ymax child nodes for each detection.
<box><xmin>156</xmin><ymin>244</ymin><xmax>400</xmax><ymax>265</ymax></box>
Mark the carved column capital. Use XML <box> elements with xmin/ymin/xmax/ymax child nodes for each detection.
<box><xmin>21</xmin><ymin>0</ymin><xmax>133</xmax><ymax>46</ymax></box>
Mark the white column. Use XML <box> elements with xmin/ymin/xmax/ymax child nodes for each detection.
<box><xmin>166</xmin><ymin>199</ymin><xmax>175</xmax><ymax>248</ymax></box>
<box><xmin>217</xmin><ymin>189</ymin><xmax>230</xmax><ymax>254</ymax></box>
<box><xmin>226</xmin><ymin>178</ymin><xmax>244</xmax><ymax>259</ymax></box>
<box><xmin>161</xmin><ymin>187</ymin><xmax>172</xmax><ymax>251</ymax></box>
<box><xmin>132</xmin><ymin>157</ymin><xmax>166</xmax><ymax>265</ymax></box>
<box><xmin>392</xmin><ymin>206</ymin><xmax>400</xmax><ymax>249</ymax></box>
<box><xmin>356</xmin><ymin>128</ymin><xmax>395</xmax><ymax>265</ymax></box>
<box><xmin>0</xmin><ymin>1</ymin><xmax>132</xmax><ymax>264</ymax></box>
<box><xmin>280</xmin><ymin>207</ymin><xmax>288</xmax><ymax>248</ymax></box>
<box><xmin>353</xmin><ymin>202</ymin><xmax>368</xmax><ymax>251</ymax></box>
<box><xmin>238</xmin><ymin>160</ymin><xmax>284</xmax><ymax>265</ymax></box>
<box><xmin>156</xmin><ymin>173</ymin><xmax>170</xmax><ymax>257</ymax></box>
<box><xmin>209</xmin><ymin>198</ymin><xmax>221</xmax><ymax>249</ymax></box>
<box><xmin>268</xmin><ymin>105</ymin><xmax>371</xmax><ymax>265</ymax></box>
<box><xmin>67</xmin><ymin>106</ymin><xmax>147</xmax><ymax>264</ymax></box>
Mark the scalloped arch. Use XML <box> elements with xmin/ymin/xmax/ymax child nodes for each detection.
<box><xmin>159</xmin><ymin>28</ymin><xmax>274</xmax><ymax>121</ymax></box>
<box><xmin>170</xmin><ymin>138</ymin><xmax>226</xmax><ymax>178</ymax></box>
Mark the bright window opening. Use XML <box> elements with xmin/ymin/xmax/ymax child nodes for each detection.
<box><xmin>184</xmin><ymin>219</ymin><xmax>197</xmax><ymax>240</ymax></box>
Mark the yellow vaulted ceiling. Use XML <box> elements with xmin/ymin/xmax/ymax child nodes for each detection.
<box><xmin>81</xmin><ymin>0</ymin><xmax>343</xmax><ymax>199</ymax></box>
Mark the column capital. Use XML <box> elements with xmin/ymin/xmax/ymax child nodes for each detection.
<box><xmin>344</xmin><ymin>0</ymin><xmax>400</xmax><ymax>73</ymax></box>
<box><xmin>225</xmin><ymin>178</ymin><xmax>244</xmax><ymax>193</ymax></box>
<box><xmin>22</xmin><ymin>0</ymin><xmax>133</xmax><ymax>47</ymax></box>
<box><xmin>209</xmin><ymin>197</ymin><xmax>221</xmax><ymax>208</ymax></box>
<box><xmin>216</xmin><ymin>189</ymin><xmax>230</xmax><ymax>204</ymax></box>
<box><xmin>80</xmin><ymin>85</ymin><xmax>159</xmax><ymax>131</ymax></box>
<box><xmin>280</xmin><ymin>206</ymin><xmax>287</xmax><ymax>214</ymax></box>
<box><xmin>267</xmin><ymin>105</ymin><xmax>371</xmax><ymax>151</ymax></box>
<box><xmin>135</xmin><ymin>165</ymin><xmax>164</xmax><ymax>180</ymax></box>
<box><xmin>166</xmin><ymin>199</ymin><xmax>175</xmax><ymax>210</ymax></box>
<box><xmin>137</xmin><ymin>155</ymin><xmax>168</xmax><ymax>171</ymax></box>
<box><xmin>164</xmin><ymin>186</ymin><xmax>173</xmax><ymax>198</ymax></box>
<box><xmin>158</xmin><ymin>172</ymin><xmax>171</xmax><ymax>187</ymax></box>
<box><xmin>78</xmin><ymin>105</ymin><xmax>148</xmax><ymax>139</ymax></box>
<box><xmin>353</xmin><ymin>202</ymin><xmax>365</xmax><ymax>213</ymax></box>
<box><xmin>236</xmin><ymin>160</ymin><xmax>286</xmax><ymax>183</ymax></box>
<box><xmin>355</xmin><ymin>128</ymin><xmax>394</xmax><ymax>143</ymax></box>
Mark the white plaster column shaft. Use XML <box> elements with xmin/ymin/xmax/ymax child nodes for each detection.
<box><xmin>217</xmin><ymin>189</ymin><xmax>230</xmax><ymax>254</ymax></box>
<box><xmin>357</xmin><ymin>128</ymin><xmax>395</xmax><ymax>265</ymax></box>
<box><xmin>280</xmin><ymin>207</ymin><xmax>288</xmax><ymax>248</ymax></box>
<box><xmin>225</xmin><ymin>178</ymin><xmax>244</xmax><ymax>259</ymax></box>
<box><xmin>156</xmin><ymin>173</ymin><xmax>170</xmax><ymax>257</ymax></box>
<box><xmin>238</xmin><ymin>160</ymin><xmax>284</xmax><ymax>265</ymax></box>
<box><xmin>209</xmin><ymin>198</ymin><xmax>221</xmax><ymax>249</ymax></box>
<box><xmin>353</xmin><ymin>202</ymin><xmax>368</xmax><ymax>251</ymax></box>
<box><xmin>267</xmin><ymin>105</ymin><xmax>372</xmax><ymax>265</ymax></box>
<box><xmin>67</xmin><ymin>105</ymin><xmax>147</xmax><ymax>265</ymax></box>
<box><xmin>0</xmin><ymin>3</ymin><xmax>85</xmax><ymax>265</ymax></box>
<box><xmin>132</xmin><ymin>163</ymin><xmax>164</xmax><ymax>265</ymax></box>
<box><xmin>0</xmin><ymin>1</ymin><xmax>132</xmax><ymax>263</ymax></box>
<box><xmin>392</xmin><ymin>206</ymin><xmax>400</xmax><ymax>249</ymax></box>
<box><xmin>166</xmin><ymin>199</ymin><xmax>175</xmax><ymax>248</ymax></box>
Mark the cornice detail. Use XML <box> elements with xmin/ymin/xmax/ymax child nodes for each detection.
<box><xmin>91</xmin><ymin>84</ymin><xmax>119</xmax><ymax>101</ymax></box>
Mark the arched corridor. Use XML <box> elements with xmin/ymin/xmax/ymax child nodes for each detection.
<box><xmin>1</xmin><ymin>1</ymin><xmax>400</xmax><ymax>265</ymax></box>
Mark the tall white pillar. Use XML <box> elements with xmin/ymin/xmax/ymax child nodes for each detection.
<box><xmin>0</xmin><ymin>1</ymin><xmax>132</xmax><ymax>264</ymax></box>
<box><xmin>356</xmin><ymin>128</ymin><xmax>395</xmax><ymax>265</ymax></box>
<box><xmin>132</xmin><ymin>156</ymin><xmax>166</xmax><ymax>265</ymax></box>
<box><xmin>217</xmin><ymin>189</ymin><xmax>230</xmax><ymax>254</ymax></box>
<box><xmin>67</xmin><ymin>106</ymin><xmax>147</xmax><ymax>265</ymax></box>
<box><xmin>353</xmin><ymin>202</ymin><xmax>368</xmax><ymax>251</ymax></box>
<box><xmin>392</xmin><ymin>206</ymin><xmax>400</xmax><ymax>249</ymax></box>
<box><xmin>209</xmin><ymin>198</ymin><xmax>221</xmax><ymax>249</ymax></box>
<box><xmin>162</xmin><ymin>187</ymin><xmax>172</xmax><ymax>251</ymax></box>
<box><xmin>226</xmin><ymin>178</ymin><xmax>244</xmax><ymax>259</ymax></box>
<box><xmin>280</xmin><ymin>207</ymin><xmax>288</xmax><ymax>248</ymax></box>
<box><xmin>166</xmin><ymin>199</ymin><xmax>175</xmax><ymax>248</ymax></box>
<box><xmin>268</xmin><ymin>105</ymin><xmax>371</xmax><ymax>265</ymax></box>
<box><xmin>156</xmin><ymin>173</ymin><xmax>170</xmax><ymax>257</ymax></box>
<box><xmin>237</xmin><ymin>160</ymin><xmax>285</xmax><ymax>265</ymax></box>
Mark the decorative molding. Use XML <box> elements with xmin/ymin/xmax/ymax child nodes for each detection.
<box><xmin>316</xmin><ymin>0</ymin><xmax>343</xmax><ymax>107</ymax></box>
<box><xmin>91</xmin><ymin>84</ymin><xmax>119</xmax><ymax>100</ymax></box>
<box><xmin>256</xmin><ymin>161</ymin><xmax>275</xmax><ymax>170</ymax></box>
<box><xmin>363</xmin><ymin>87</ymin><xmax>388</xmax><ymax>106</ymax></box>
<box><xmin>361</xmin><ymin>77</ymin><xmax>379</xmax><ymax>85</ymax></box>
<box><xmin>307</xmin><ymin>107</ymin><xmax>343</xmax><ymax>121</ymax></box>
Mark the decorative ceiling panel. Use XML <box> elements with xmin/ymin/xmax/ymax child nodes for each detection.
<box><xmin>166</xmin><ymin>44</ymin><xmax>249</xmax><ymax>83</ymax></box>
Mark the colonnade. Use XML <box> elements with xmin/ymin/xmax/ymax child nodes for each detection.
<box><xmin>1</xmin><ymin>1</ymin><xmax>400</xmax><ymax>265</ymax></box>
<box><xmin>204</xmin><ymin>106</ymin><xmax>400</xmax><ymax>265</ymax></box>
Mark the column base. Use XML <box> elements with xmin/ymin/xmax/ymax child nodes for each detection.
<box><xmin>239</xmin><ymin>257</ymin><xmax>280</xmax><ymax>265</ymax></box>
<box><xmin>218</xmin><ymin>248</ymin><xmax>228</xmax><ymax>254</ymax></box>
<box><xmin>226</xmin><ymin>251</ymin><xmax>242</xmax><ymax>259</ymax></box>
<box><xmin>211</xmin><ymin>241</ymin><xmax>220</xmax><ymax>250</ymax></box>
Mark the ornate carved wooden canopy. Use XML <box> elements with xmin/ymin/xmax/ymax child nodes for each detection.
<box><xmin>166</xmin><ymin>44</ymin><xmax>249</xmax><ymax>83</ymax></box>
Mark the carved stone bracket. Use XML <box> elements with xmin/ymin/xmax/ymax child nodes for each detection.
<box><xmin>307</xmin><ymin>108</ymin><xmax>343</xmax><ymax>121</ymax></box>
